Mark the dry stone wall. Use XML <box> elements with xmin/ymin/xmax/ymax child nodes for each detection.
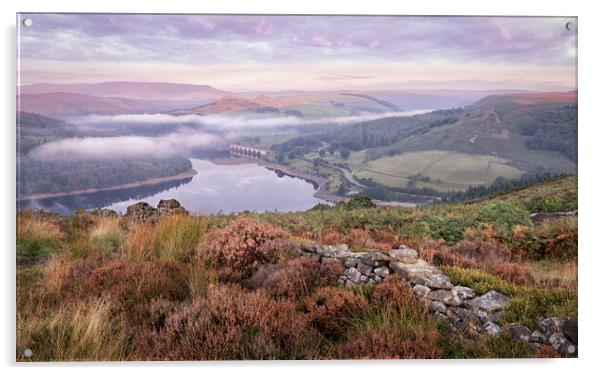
<box><xmin>301</xmin><ymin>243</ymin><xmax>578</xmax><ymax>357</ymax></box>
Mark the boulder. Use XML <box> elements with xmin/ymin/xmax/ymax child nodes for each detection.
<box><xmin>364</xmin><ymin>249</ymin><xmax>392</xmax><ymax>267</ymax></box>
<box><xmin>465</xmin><ymin>290</ymin><xmax>511</xmax><ymax>312</ymax></box>
<box><xmin>373</xmin><ymin>266</ymin><xmax>391</xmax><ymax>278</ymax></box>
<box><xmin>549</xmin><ymin>332</ymin><xmax>568</xmax><ymax>352</ymax></box>
<box><xmin>484</xmin><ymin>322</ymin><xmax>502</xmax><ymax>336</ymax></box>
<box><xmin>561</xmin><ymin>318</ymin><xmax>578</xmax><ymax>344</ymax></box>
<box><xmin>423</xmin><ymin>274</ymin><xmax>453</xmax><ymax>290</ymax></box>
<box><xmin>428</xmin><ymin>289</ymin><xmax>463</xmax><ymax>307</ymax></box>
<box><xmin>429</xmin><ymin>301</ymin><xmax>447</xmax><ymax>314</ymax></box>
<box><xmin>157</xmin><ymin>199</ymin><xmax>188</xmax><ymax>216</ymax></box>
<box><xmin>537</xmin><ymin>317</ymin><xmax>561</xmax><ymax>337</ymax></box>
<box><xmin>453</xmin><ymin>285</ymin><xmax>477</xmax><ymax>300</ymax></box>
<box><xmin>412</xmin><ymin>284</ymin><xmax>431</xmax><ymax>298</ymax></box>
<box><xmin>389</xmin><ymin>259</ymin><xmax>441</xmax><ymax>280</ymax></box>
<box><xmin>357</xmin><ymin>262</ymin><xmax>373</xmax><ymax>275</ymax></box>
<box><xmin>125</xmin><ymin>202</ymin><xmax>158</xmax><ymax>222</ymax></box>
<box><xmin>530</xmin><ymin>330</ymin><xmax>546</xmax><ymax>344</ymax></box>
<box><xmin>507</xmin><ymin>323</ymin><xmax>531</xmax><ymax>342</ymax></box>
<box><xmin>388</xmin><ymin>246</ymin><xmax>418</xmax><ymax>263</ymax></box>
<box><xmin>345</xmin><ymin>267</ymin><xmax>362</xmax><ymax>284</ymax></box>
<box><xmin>98</xmin><ymin>208</ymin><xmax>118</xmax><ymax>217</ymax></box>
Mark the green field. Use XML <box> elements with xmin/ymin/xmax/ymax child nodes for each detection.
<box><xmin>352</xmin><ymin>150</ymin><xmax>523</xmax><ymax>192</ymax></box>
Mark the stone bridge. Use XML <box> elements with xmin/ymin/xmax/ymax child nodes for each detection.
<box><xmin>229</xmin><ymin>144</ymin><xmax>268</xmax><ymax>158</ymax></box>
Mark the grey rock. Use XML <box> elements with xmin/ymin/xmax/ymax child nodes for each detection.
<box><xmin>429</xmin><ymin>301</ymin><xmax>447</xmax><ymax>314</ymax></box>
<box><xmin>561</xmin><ymin>318</ymin><xmax>578</xmax><ymax>344</ymax></box>
<box><xmin>157</xmin><ymin>199</ymin><xmax>188</xmax><ymax>216</ymax></box>
<box><xmin>413</xmin><ymin>284</ymin><xmax>431</xmax><ymax>298</ymax></box>
<box><xmin>429</xmin><ymin>289</ymin><xmax>463</xmax><ymax>307</ymax></box>
<box><xmin>465</xmin><ymin>290</ymin><xmax>511</xmax><ymax>312</ymax></box>
<box><xmin>424</xmin><ymin>274</ymin><xmax>453</xmax><ymax>290</ymax></box>
<box><xmin>507</xmin><ymin>323</ymin><xmax>531</xmax><ymax>342</ymax></box>
<box><xmin>99</xmin><ymin>208</ymin><xmax>118</xmax><ymax>217</ymax></box>
<box><xmin>537</xmin><ymin>317</ymin><xmax>561</xmax><ymax>337</ymax></box>
<box><xmin>374</xmin><ymin>275</ymin><xmax>383</xmax><ymax>283</ymax></box>
<box><xmin>344</xmin><ymin>256</ymin><xmax>360</xmax><ymax>268</ymax></box>
<box><xmin>388</xmin><ymin>246</ymin><xmax>418</xmax><ymax>263</ymax></box>
<box><xmin>549</xmin><ymin>332</ymin><xmax>567</xmax><ymax>352</ymax></box>
<box><xmin>126</xmin><ymin>202</ymin><xmax>159</xmax><ymax>222</ymax></box>
<box><xmin>484</xmin><ymin>322</ymin><xmax>502</xmax><ymax>336</ymax></box>
<box><xmin>453</xmin><ymin>285</ymin><xmax>477</xmax><ymax>300</ymax></box>
<box><xmin>390</xmin><ymin>259</ymin><xmax>441</xmax><ymax>281</ymax></box>
<box><xmin>530</xmin><ymin>330</ymin><xmax>546</xmax><ymax>344</ymax></box>
<box><xmin>345</xmin><ymin>267</ymin><xmax>362</xmax><ymax>283</ymax></box>
<box><xmin>357</xmin><ymin>262</ymin><xmax>373</xmax><ymax>275</ymax></box>
<box><xmin>373</xmin><ymin>266</ymin><xmax>391</xmax><ymax>278</ymax></box>
<box><xmin>360</xmin><ymin>275</ymin><xmax>369</xmax><ymax>282</ymax></box>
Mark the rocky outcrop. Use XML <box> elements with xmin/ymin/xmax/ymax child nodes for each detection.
<box><xmin>300</xmin><ymin>242</ymin><xmax>577</xmax><ymax>357</ymax></box>
<box><xmin>125</xmin><ymin>199</ymin><xmax>188</xmax><ymax>222</ymax></box>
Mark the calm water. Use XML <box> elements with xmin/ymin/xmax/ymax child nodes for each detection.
<box><xmin>19</xmin><ymin>159</ymin><xmax>326</xmax><ymax>215</ymax></box>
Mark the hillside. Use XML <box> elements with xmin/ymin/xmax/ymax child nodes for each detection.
<box><xmin>172</xmin><ymin>92</ymin><xmax>397</xmax><ymax>118</ymax></box>
<box><xmin>19</xmin><ymin>81</ymin><xmax>229</xmax><ymax>101</ymax></box>
<box><xmin>268</xmin><ymin>91</ymin><xmax>577</xmax><ymax>194</ymax></box>
<box><xmin>17</xmin><ymin>112</ymin><xmax>194</xmax><ymax>198</ymax></box>
<box><xmin>16</xmin><ymin>177</ymin><xmax>578</xmax><ymax>360</ymax></box>
<box><xmin>17</xmin><ymin>92</ymin><xmax>203</xmax><ymax>118</ymax></box>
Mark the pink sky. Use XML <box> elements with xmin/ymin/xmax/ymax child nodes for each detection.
<box><xmin>17</xmin><ymin>14</ymin><xmax>577</xmax><ymax>91</ymax></box>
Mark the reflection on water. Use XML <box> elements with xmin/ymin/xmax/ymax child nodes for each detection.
<box><xmin>18</xmin><ymin>159</ymin><xmax>325</xmax><ymax>215</ymax></box>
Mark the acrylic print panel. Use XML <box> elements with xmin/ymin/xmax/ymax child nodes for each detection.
<box><xmin>16</xmin><ymin>14</ymin><xmax>577</xmax><ymax>361</ymax></box>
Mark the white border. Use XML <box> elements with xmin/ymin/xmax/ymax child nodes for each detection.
<box><xmin>2</xmin><ymin>0</ymin><xmax>601</xmax><ymax>374</ymax></box>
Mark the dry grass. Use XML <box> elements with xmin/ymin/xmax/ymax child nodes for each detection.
<box><xmin>126</xmin><ymin>215</ymin><xmax>208</xmax><ymax>262</ymax></box>
<box><xmin>89</xmin><ymin>217</ymin><xmax>125</xmax><ymax>253</ymax></box>
<box><xmin>17</xmin><ymin>299</ymin><xmax>127</xmax><ymax>361</ymax></box>
<box><xmin>17</xmin><ymin>213</ymin><xmax>64</xmax><ymax>258</ymax></box>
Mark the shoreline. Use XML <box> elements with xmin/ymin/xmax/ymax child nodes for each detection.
<box><xmin>211</xmin><ymin>157</ymin><xmax>348</xmax><ymax>203</ymax></box>
<box><xmin>211</xmin><ymin>157</ymin><xmax>418</xmax><ymax>207</ymax></box>
<box><xmin>17</xmin><ymin>168</ymin><xmax>198</xmax><ymax>201</ymax></box>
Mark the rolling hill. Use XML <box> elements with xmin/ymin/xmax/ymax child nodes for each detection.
<box><xmin>272</xmin><ymin>91</ymin><xmax>577</xmax><ymax>193</ymax></box>
<box><xmin>19</xmin><ymin>81</ymin><xmax>229</xmax><ymax>101</ymax></box>
<box><xmin>17</xmin><ymin>92</ymin><xmax>204</xmax><ymax>117</ymax></box>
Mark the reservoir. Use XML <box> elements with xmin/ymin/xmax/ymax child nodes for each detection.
<box><xmin>18</xmin><ymin>159</ymin><xmax>326</xmax><ymax>215</ymax></box>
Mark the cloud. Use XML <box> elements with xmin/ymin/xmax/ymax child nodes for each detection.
<box><xmin>28</xmin><ymin>131</ymin><xmax>222</xmax><ymax>161</ymax></box>
<box><xmin>72</xmin><ymin>110</ymin><xmax>433</xmax><ymax>131</ymax></box>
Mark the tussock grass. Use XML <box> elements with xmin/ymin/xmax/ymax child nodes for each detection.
<box><xmin>89</xmin><ymin>217</ymin><xmax>125</xmax><ymax>253</ymax></box>
<box><xmin>17</xmin><ymin>299</ymin><xmax>127</xmax><ymax>361</ymax></box>
<box><xmin>17</xmin><ymin>213</ymin><xmax>64</xmax><ymax>258</ymax></box>
<box><xmin>127</xmin><ymin>215</ymin><xmax>208</xmax><ymax>261</ymax></box>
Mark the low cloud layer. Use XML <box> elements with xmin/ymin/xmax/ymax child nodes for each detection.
<box><xmin>29</xmin><ymin>131</ymin><xmax>222</xmax><ymax>161</ymax></box>
<box><xmin>73</xmin><ymin>110</ymin><xmax>432</xmax><ymax>131</ymax></box>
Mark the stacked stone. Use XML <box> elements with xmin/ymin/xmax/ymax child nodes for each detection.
<box><xmin>506</xmin><ymin>317</ymin><xmax>578</xmax><ymax>356</ymax></box>
<box><xmin>300</xmin><ymin>243</ymin><xmax>577</xmax><ymax>357</ymax></box>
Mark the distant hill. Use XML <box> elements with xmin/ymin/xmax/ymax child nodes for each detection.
<box><xmin>274</xmin><ymin>91</ymin><xmax>577</xmax><ymax>193</ymax></box>
<box><xmin>19</xmin><ymin>81</ymin><xmax>229</xmax><ymax>101</ymax></box>
<box><xmin>17</xmin><ymin>92</ymin><xmax>204</xmax><ymax>117</ymax></box>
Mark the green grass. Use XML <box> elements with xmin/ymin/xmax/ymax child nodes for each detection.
<box><xmin>442</xmin><ymin>266</ymin><xmax>577</xmax><ymax>329</ymax></box>
<box><xmin>352</xmin><ymin>150</ymin><xmax>524</xmax><ymax>192</ymax></box>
